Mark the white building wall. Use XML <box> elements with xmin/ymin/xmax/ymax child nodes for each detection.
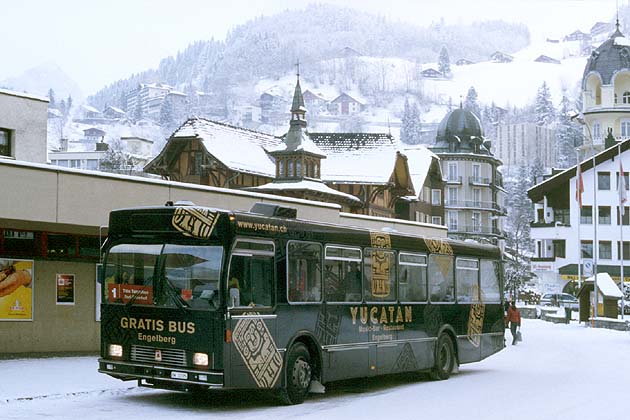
<box><xmin>0</xmin><ymin>90</ymin><xmax>49</xmax><ymax>164</ymax></box>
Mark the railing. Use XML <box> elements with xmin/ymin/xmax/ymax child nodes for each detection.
<box><xmin>445</xmin><ymin>200</ymin><xmax>507</xmax><ymax>214</ymax></box>
<box><xmin>446</xmin><ymin>176</ymin><xmax>462</xmax><ymax>184</ymax></box>
<box><xmin>449</xmin><ymin>225</ymin><xmax>504</xmax><ymax>235</ymax></box>
<box><xmin>530</xmin><ymin>221</ymin><xmax>571</xmax><ymax>228</ymax></box>
<box><xmin>468</xmin><ymin>176</ymin><xmax>491</xmax><ymax>186</ymax></box>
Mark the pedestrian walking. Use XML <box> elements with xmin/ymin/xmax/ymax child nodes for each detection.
<box><xmin>505</xmin><ymin>301</ymin><xmax>521</xmax><ymax>345</ymax></box>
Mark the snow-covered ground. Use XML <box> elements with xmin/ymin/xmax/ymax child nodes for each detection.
<box><xmin>2</xmin><ymin>319</ymin><xmax>629</xmax><ymax>419</ymax></box>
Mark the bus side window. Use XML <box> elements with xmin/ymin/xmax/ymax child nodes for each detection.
<box><xmin>287</xmin><ymin>241</ymin><xmax>322</xmax><ymax>303</ymax></box>
<box><xmin>228</xmin><ymin>239</ymin><xmax>275</xmax><ymax>308</ymax></box>
<box><xmin>456</xmin><ymin>258</ymin><xmax>480</xmax><ymax>303</ymax></box>
<box><xmin>399</xmin><ymin>253</ymin><xmax>427</xmax><ymax>302</ymax></box>
<box><xmin>428</xmin><ymin>254</ymin><xmax>454</xmax><ymax>302</ymax></box>
<box><xmin>324</xmin><ymin>246</ymin><xmax>362</xmax><ymax>303</ymax></box>
<box><xmin>480</xmin><ymin>260</ymin><xmax>502</xmax><ymax>302</ymax></box>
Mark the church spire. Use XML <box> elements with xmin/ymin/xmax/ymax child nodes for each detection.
<box><xmin>290</xmin><ymin>60</ymin><xmax>307</xmax><ymax>127</ymax></box>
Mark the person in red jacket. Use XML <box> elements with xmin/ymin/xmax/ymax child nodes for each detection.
<box><xmin>505</xmin><ymin>301</ymin><xmax>521</xmax><ymax>345</ymax></box>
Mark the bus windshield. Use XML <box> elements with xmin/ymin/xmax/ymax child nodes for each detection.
<box><xmin>103</xmin><ymin>243</ymin><xmax>223</xmax><ymax>310</ymax></box>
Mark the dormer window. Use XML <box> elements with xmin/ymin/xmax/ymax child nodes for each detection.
<box><xmin>314</xmin><ymin>163</ymin><xmax>319</xmax><ymax>178</ymax></box>
<box><xmin>278</xmin><ymin>160</ymin><xmax>285</xmax><ymax>177</ymax></box>
<box><xmin>296</xmin><ymin>161</ymin><xmax>302</xmax><ymax>177</ymax></box>
<box><xmin>623</xmin><ymin>91</ymin><xmax>630</xmax><ymax>104</ymax></box>
<box><xmin>288</xmin><ymin>160</ymin><xmax>294</xmax><ymax>177</ymax></box>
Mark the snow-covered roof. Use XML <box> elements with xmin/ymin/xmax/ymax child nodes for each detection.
<box><xmin>0</xmin><ymin>87</ymin><xmax>49</xmax><ymax>102</ymax></box>
<box><xmin>105</xmin><ymin>105</ymin><xmax>125</xmax><ymax>114</ymax></box>
<box><xmin>614</xmin><ymin>36</ymin><xmax>630</xmax><ymax>47</ymax></box>
<box><xmin>170</xmin><ymin>118</ymin><xmax>281</xmax><ymax>176</ymax></box>
<box><xmin>311</xmin><ymin>133</ymin><xmax>397</xmax><ymax>184</ymax></box>
<box><xmin>401</xmin><ymin>145</ymin><xmax>439</xmax><ymax>194</ymax></box>
<box><xmin>249</xmin><ymin>179</ymin><xmax>361</xmax><ymax>203</ymax></box>
<box><xmin>267</xmin><ymin>131</ymin><xmax>326</xmax><ymax>157</ymax></box>
<box><xmin>586</xmin><ymin>273</ymin><xmax>623</xmax><ymax>298</ymax></box>
<box><xmin>82</xmin><ymin>104</ymin><xmax>100</xmax><ymax>113</ymax></box>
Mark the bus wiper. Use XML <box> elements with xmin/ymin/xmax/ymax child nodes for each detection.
<box><xmin>163</xmin><ymin>278</ymin><xmax>189</xmax><ymax>310</ymax></box>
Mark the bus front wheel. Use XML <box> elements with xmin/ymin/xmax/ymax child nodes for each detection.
<box><xmin>430</xmin><ymin>333</ymin><xmax>455</xmax><ymax>380</ymax></box>
<box><xmin>279</xmin><ymin>342</ymin><xmax>312</xmax><ymax>405</ymax></box>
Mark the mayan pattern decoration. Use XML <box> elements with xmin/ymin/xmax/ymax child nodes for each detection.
<box><xmin>315</xmin><ymin>307</ymin><xmax>342</xmax><ymax>346</ymax></box>
<box><xmin>423</xmin><ymin>238</ymin><xmax>453</xmax><ymax>255</ymax></box>
<box><xmin>392</xmin><ymin>342</ymin><xmax>418</xmax><ymax>373</ymax></box>
<box><xmin>467</xmin><ymin>304</ymin><xmax>485</xmax><ymax>348</ymax></box>
<box><xmin>171</xmin><ymin>207</ymin><xmax>219</xmax><ymax>239</ymax></box>
<box><xmin>370</xmin><ymin>232</ymin><xmax>392</xmax><ymax>297</ymax></box>
<box><xmin>232</xmin><ymin>315</ymin><xmax>283</xmax><ymax>388</ymax></box>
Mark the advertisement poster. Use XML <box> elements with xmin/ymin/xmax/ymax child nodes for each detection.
<box><xmin>0</xmin><ymin>258</ymin><xmax>34</xmax><ymax>321</ymax></box>
<box><xmin>56</xmin><ymin>274</ymin><xmax>75</xmax><ymax>305</ymax></box>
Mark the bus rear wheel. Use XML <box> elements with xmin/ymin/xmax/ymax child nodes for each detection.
<box><xmin>279</xmin><ymin>342</ymin><xmax>312</xmax><ymax>405</ymax></box>
<box><xmin>430</xmin><ymin>333</ymin><xmax>455</xmax><ymax>380</ymax></box>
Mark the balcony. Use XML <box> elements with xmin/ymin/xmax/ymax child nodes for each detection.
<box><xmin>449</xmin><ymin>224</ymin><xmax>504</xmax><ymax>236</ymax></box>
<box><xmin>446</xmin><ymin>176</ymin><xmax>462</xmax><ymax>185</ymax></box>
<box><xmin>445</xmin><ymin>200</ymin><xmax>507</xmax><ymax>214</ymax></box>
<box><xmin>468</xmin><ymin>176</ymin><xmax>491</xmax><ymax>186</ymax></box>
<box><xmin>530</xmin><ymin>220</ymin><xmax>571</xmax><ymax>228</ymax></box>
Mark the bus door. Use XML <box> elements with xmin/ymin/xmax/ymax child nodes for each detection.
<box><xmin>225</xmin><ymin>239</ymin><xmax>283</xmax><ymax>390</ymax></box>
<box><xmin>321</xmin><ymin>246</ymin><xmax>370</xmax><ymax>381</ymax></box>
<box><xmin>364</xmin><ymin>247</ymin><xmax>399</xmax><ymax>375</ymax></box>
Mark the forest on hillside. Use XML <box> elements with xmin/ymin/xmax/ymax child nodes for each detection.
<box><xmin>88</xmin><ymin>3</ymin><xmax>529</xmax><ymax>111</ymax></box>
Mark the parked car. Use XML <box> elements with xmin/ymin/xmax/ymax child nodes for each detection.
<box><xmin>539</xmin><ymin>293</ymin><xmax>579</xmax><ymax>310</ymax></box>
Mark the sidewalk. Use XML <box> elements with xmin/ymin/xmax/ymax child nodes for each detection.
<box><xmin>0</xmin><ymin>356</ymin><xmax>135</xmax><ymax>401</ymax></box>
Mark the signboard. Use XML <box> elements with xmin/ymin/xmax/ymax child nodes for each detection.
<box><xmin>107</xmin><ymin>283</ymin><xmax>153</xmax><ymax>304</ymax></box>
<box><xmin>0</xmin><ymin>258</ymin><xmax>34</xmax><ymax>321</ymax></box>
<box><xmin>56</xmin><ymin>274</ymin><xmax>75</xmax><ymax>305</ymax></box>
<box><xmin>583</xmin><ymin>259</ymin><xmax>593</xmax><ymax>277</ymax></box>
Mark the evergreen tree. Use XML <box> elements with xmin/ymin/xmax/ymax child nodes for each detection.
<box><xmin>100</xmin><ymin>139</ymin><xmax>133</xmax><ymax>174</ymax></box>
<box><xmin>529</xmin><ymin>158</ymin><xmax>545</xmax><ymax>185</ymax></box>
<box><xmin>463</xmin><ymin>86</ymin><xmax>481</xmax><ymax>119</ymax></box>
<box><xmin>47</xmin><ymin>88</ymin><xmax>56</xmax><ymax>108</ymax></box>
<box><xmin>66</xmin><ymin>95</ymin><xmax>73</xmax><ymax>117</ymax></box>
<box><xmin>58</xmin><ymin>99</ymin><xmax>66</xmax><ymax>118</ymax></box>
<box><xmin>534</xmin><ymin>81</ymin><xmax>555</xmax><ymax>126</ymax></box>
<box><xmin>400</xmin><ymin>98</ymin><xmax>423</xmax><ymax>144</ymax></box>
<box><xmin>438</xmin><ymin>46</ymin><xmax>451</xmax><ymax>77</ymax></box>
<box><xmin>555</xmin><ymin>95</ymin><xmax>581</xmax><ymax>168</ymax></box>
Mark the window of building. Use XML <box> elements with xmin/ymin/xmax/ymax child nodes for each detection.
<box><xmin>432</xmin><ymin>216</ymin><xmax>442</xmax><ymax>225</ymax></box>
<box><xmin>553</xmin><ymin>240</ymin><xmax>566</xmax><ymax>258</ymax></box>
<box><xmin>288</xmin><ymin>160</ymin><xmax>294</xmax><ymax>177</ymax></box>
<box><xmin>598</xmin><ymin>172</ymin><xmax>610</xmax><ymax>190</ymax></box>
<box><xmin>3</xmin><ymin>230</ymin><xmax>38</xmax><ymax>256</ymax></box>
<box><xmin>0</xmin><ymin>128</ymin><xmax>11</xmax><ymax>157</ymax></box>
<box><xmin>448</xmin><ymin>162</ymin><xmax>458</xmax><ymax>181</ymax></box>
<box><xmin>599</xmin><ymin>206</ymin><xmax>611</xmax><ymax>224</ymax></box>
<box><xmin>448</xmin><ymin>187</ymin><xmax>458</xmax><ymax>205</ymax></box>
<box><xmin>622</xmin><ymin>120</ymin><xmax>630</xmax><ymax>138</ymax></box>
<box><xmin>278</xmin><ymin>160</ymin><xmax>285</xmax><ymax>177</ymax></box>
<box><xmin>398</xmin><ymin>253</ymin><xmax>427</xmax><ymax>302</ymax></box>
<box><xmin>296</xmin><ymin>161</ymin><xmax>302</xmax><ymax>177</ymax></box>
<box><xmin>47</xmin><ymin>234</ymin><xmax>77</xmax><ymax>257</ymax></box>
<box><xmin>472</xmin><ymin>164</ymin><xmax>481</xmax><ymax>182</ymax></box>
<box><xmin>314</xmin><ymin>163</ymin><xmax>319</xmax><ymax>178</ymax></box>
<box><xmin>554</xmin><ymin>208</ymin><xmax>570</xmax><ymax>225</ymax></box>
<box><xmin>599</xmin><ymin>241</ymin><xmax>612</xmax><ymax>259</ymax></box>
<box><xmin>287</xmin><ymin>241</ymin><xmax>322</xmax><ymax>303</ymax></box>
<box><xmin>623</xmin><ymin>91</ymin><xmax>630</xmax><ymax>104</ymax></box>
<box><xmin>593</xmin><ymin>122</ymin><xmax>603</xmax><ymax>140</ymax></box>
<box><xmin>431</xmin><ymin>189</ymin><xmax>441</xmax><ymax>205</ymax></box>
<box><xmin>618</xmin><ymin>207</ymin><xmax>630</xmax><ymax>225</ymax></box>
<box><xmin>580</xmin><ymin>206</ymin><xmax>593</xmax><ymax>224</ymax></box>
<box><xmin>473</xmin><ymin>188</ymin><xmax>481</xmax><ymax>206</ymax></box>
<box><xmin>86</xmin><ymin>159</ymin><xmax>99</xmax><ymax>170</ymax></box>
<box><xmin>447</xmin><ymin>211</ymin><xmax>458</xmax><ymax>231</ymax></box>
<box><xmin>581</xmin><ymin>240</ymin><xmax>593</xmax><ymax>258</ymax></box>
<box><xmin>472</xmin><ymin>212</ymin><xmax>481</xmax><ymax>232</ymax></box>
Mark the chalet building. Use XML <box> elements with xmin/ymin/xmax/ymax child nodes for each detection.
<box><xmin>528</xmin><ymin>138</ymin><xmax>630</xmax><ymax>293</ymax></box>
<box><xmin>581</xmin><ymin>21</ymin><xmax>630</xmax><ymax>160</ymax></box>
<box><xmin>420</xmin><ymin>68</ymin><xmax>442</xmax><ymax>78</ymax></box>
<box><xmin>495</xmin><ymin>122</ymin><xmax>556</xmax><ymax>169</ymax></box>
<box><xmin>102</xmin><ymin>106</ymin><xmax>126</xmax><ymax>120</ymax></box>
<box><xmin>125</xmin><ymin>83</ymin><xmax>183</xmax><ymax>121</ymax></box>
<box><xmin>490</xmin><ymin>51</ymin><xmax>513</xmax><ymax>63</ymax></box>
<box><xmin>534</xmin><ymin>55</ymin><xmax>561</xmax><ymax>64</ymax></box>
<box><xmin>302</xmin><ymin>90</ymin><xmax>328</xmax><ymax>113</ymax></box>
<box><xmin>145</xmin><ymin>77</ymin><xmax>443</xmax><ymax>221</ymax></box>
<box><xmin>83</xmin><ymin>128</ymin><xmax>106</xmax><ymax>142</ymax></box>
<box><xmin>429</xmin><ymin>107</ymin><xmax>506</xmax><ymax>244</ymax></box>
<box><xmin>0</xmin><ymin>88</ymin><xmax>48</xmax><ymax>163</ymax></box>
<box><xmin>259</xmin><ymin>87</ymin><xmax>288</xmax><ymax>123</ymax></box>
<box><xmin>330</xmin><ymin>92</ymin><xmax>365</xmax><ymax>115</ymax></box>
<box><xmin>81</xmin><ymin>104</ymin><xmax>102</xmax><ymax>119</ymax></box>
<box><xmin>564</xmin><ymin>30</ymin><xmax>591</xmax><ymax>42</ymax></box>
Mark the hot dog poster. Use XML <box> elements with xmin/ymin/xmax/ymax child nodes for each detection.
<box><xmin>0</xmin><ymin>259</ymin><xmax>34</xmax><ymax>321</ymax></box>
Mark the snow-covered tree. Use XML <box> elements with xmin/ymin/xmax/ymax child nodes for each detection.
<box><xmin>529</xmin><ymin>158</ymin><xmax>545</xmax><ymax>185</ymax></box>
<box><xmin>438</xmin><ymin>46</ymin><xmax>451</xmax><ymax>77</ymax></box>
<box><xmin>400</xmin><ymin>98</ymin><xmax>423</xmax><ymax>144</ymax></box>
<box><xmin>534</xmin><ymin>81</ymin><xmax>555</xmax><ymax>126</ymax></box>
<box><xmin>134</xmin><ymin>97</ymin><xmax>144</xmax><ymax>122</ymax></box>
<box><xmin>554</xmin><ymin>95</ymin><xmax>581</xmax><ymax>168</ymax></box>
<box><xmin>463</xmin><ymin>86</ymin><xmax>481</xmax><ymax>119</ymax></box>
<box><xmin>100</xmin><ymin>140</ymin><xmax>133</xmax><ymax>174</ymax></box>
<box><xmin>47</xmin><ymin>88</ymin><xmax>56</xmax><ymax>108</ymax></box>
<box><xmin>159</xmin><ymin>97</ymin><xmax>175</xmax><ymax>129</ymax></box>
<box><xmin>481</xmin><ymin>102</ymin><xmax>503</xmax><ymax>141</ymax></box>
<box><xmin>66</xmin><ymin>96</ymin><xmax>73</xmax><ymax>117</ymax></box>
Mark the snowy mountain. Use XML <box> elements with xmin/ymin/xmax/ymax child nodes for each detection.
<box><xmin>0</xmin><ymin>61</ymin><xmax>83</xmax><ymax>102</ymax></box>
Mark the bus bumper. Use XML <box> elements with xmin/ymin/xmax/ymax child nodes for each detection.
<box><xmin>98</xmin><ymin>358</ymin><xmax>224</xmax><ymax>389</ymax></box>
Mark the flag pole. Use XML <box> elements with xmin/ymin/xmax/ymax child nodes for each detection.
<box><xmin>577</xmin><ymin>150</ymin><xmax>582</xmax><ymax>291</ymax></box>
<box><xmin>593</xmin><ymin>141</ymin><xmax>598</xmax><ymax>320</ymax></box>
<box><xmin>619</xmin><ymin>142</ymin><xmax>626</xmax><ymax>319</ymax></box>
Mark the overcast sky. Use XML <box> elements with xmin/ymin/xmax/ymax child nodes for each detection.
<box><xmin>0</xmin><ymin>0</ymin><xmax>619</xmax><ymax>94</ymax></box>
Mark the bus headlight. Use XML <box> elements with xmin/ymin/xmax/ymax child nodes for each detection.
<box><xmin>109</xmin><ymin>344</ymin><xmax>123</xmax><ymax>358</ymax></box>
<box><xmin>193</xmin><ymin>352</ymin><xmax>209</xmax><ymax>367</ymax></box>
